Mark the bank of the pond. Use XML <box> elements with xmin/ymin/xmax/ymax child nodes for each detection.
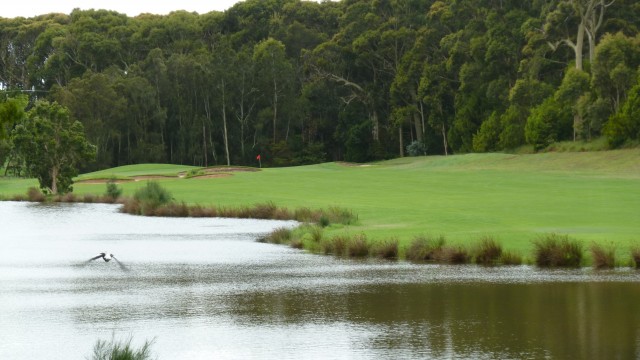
<box><xmin>3</xmin><ymin>187</ymin><xmax>639</xmax><ymax>268</ymax></box>
<box><xmin>1</xmin><ymin>150</ymin><xmax>639</xmax><ymax>266</ymax></box>
<box><xmin>260</xmin><ymin>223</ymin><xmax>640</xmax><ymax>268</ymax></box>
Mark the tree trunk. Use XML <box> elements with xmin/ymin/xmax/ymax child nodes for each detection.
<box><xmin>413</xmin><ymin>112</ymin><xmax>423</xmax><ymax>143</ymax></box>
<box><xmin>202</xmin><ymin>121</ymin><xmax>207</xmax><ymax>167</ymax></box>
<box><xmin>203</xmin><ymin>96</ymin><xmax>212</xmax><ymax>167</ymax></box>
<box><xmin>399</xmin><ymin>127</ymin><xmax>404</xmax><ymax>157</ymax></box>
<box><xmin>575</xmin><ymin>22</ymin><xmax>585</xmax><ymax>71</ymax></box>
<box><xmin>441</xmin><ymin>123</ymin><xmax>448</xmax><ymax>156</ymax></box>
<box><xmin>221</xmin><ymin>79</ymin><xmax>230</xmax><ymax>166</ymax></box>
<box><xmin>272</xmin><ymin>76</ymin><xmax>278</xmax><ymax>143</ymax></box>
<box><xmin>51</xmin><ymin>166</ymin><xmax>58</xmax><ymax>195</ymax></box>
<box><xmin>371</xmin><ymin>110</ymin><xmax>379</xmax><ymax>142</ymax></box>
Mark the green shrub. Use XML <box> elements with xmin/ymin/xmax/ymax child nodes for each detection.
<box><xmin>319</xmin><ymin>214</ymin><xmax>330</xmax><ymax>227</ymax></box>
<box><xmin>406</xmin><ymin>140</ymin><xmax>426</xmax><ymax>156</ymax></box>
<box><xmin>105</xmin><ymin>178</ymin><xmax>123</xmax><ymax>200</ymax></box>
<box><xmin>133</xmin><ymin>181</ymin><xmax>172</xmax><ymax>214</ymax></box>
<box><xmin>185</xmin><ymin>169</ymin><xmax>204</xmax><ymax>178</ymax></box>
<box><xmin>533</xmin><ymin>234</ymin><xmax>583</xmax><ymax>267</ymax></box>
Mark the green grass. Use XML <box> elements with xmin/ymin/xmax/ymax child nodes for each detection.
<box><xmin>2</xmin><ymin>149</ymin><xmax>640</xmax><ymax>263</ymax></box>
<box><xmin>75</xmin><ymin>163</ymin><xmax>197</xmax><ymax>180</ymax></box>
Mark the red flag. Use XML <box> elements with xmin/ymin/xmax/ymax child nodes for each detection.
<box><xmin>256</xmin><ymin>154</ymin><xmax>261</xmax><ymax>160</ymax></box>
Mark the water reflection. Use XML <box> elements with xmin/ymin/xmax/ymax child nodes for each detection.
<box><xmin>1</xmin><ymin>202</ymin><xmax>639</xmax><ymax>359</ymax></box>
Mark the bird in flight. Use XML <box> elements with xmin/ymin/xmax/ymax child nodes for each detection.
<box><xmin>86</xmin><ymin>252</ymin><xmax>129</xmax><ymax>271</ymax></box>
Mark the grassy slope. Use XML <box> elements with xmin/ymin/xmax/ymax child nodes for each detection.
<box><xmin>2</xmin><ymin>150</ymin><xmax>639</xmax><ymax>260</ymax></box>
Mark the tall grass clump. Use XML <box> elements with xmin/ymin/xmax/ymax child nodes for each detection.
<box><xmin>188</xmin><ymin>205</ymin><xmax>218</xmax><ymax>217</ymax></box>
<box><xmin>260</xmin><ymin>227</ymin><xmax>292</xmax><ymax>244</ymax></box>
<box><xmin>405</xmin><ymin>235</ymin><xmax>445</xmax><ymax>262</ymax></box>
<box><xmin>88</xmin><ymin>335</ymin><xmax>155</xmax><ymax>360</ymax></box>
<box><xmin>326</xmin><ymin>206</ymin><xmax>358</xmax><ymax>225</ymax></box>
<box><xmin>590</xmin><ymin>243</ymin><xmax>616</xmax><ymax>269</ymax></box>
<box><xmin>371</xmin><ymin>238</ymin><xmax>399</xmax><ymax>259</ymax></box>
<box><xmin>499</xmin><ymin>251</ymin><xmax>523</xmax><ymax>265</ymax></box>
<box><xmin>153</xmin><ymin>202</ymin><xmax>190</xmax><ymax>217</ymax></box>
<box><xmin>251</xmin><ymin>202</ymin><xmax>278</xmax><ymax>219</ymax></box>
<box><xmin>347</xmin><ymin>234</ymin><xmax>370</xmax><ymax>257</ymax></box>
<box><xmin>435</xmin><ymin>246</ymin><xmax>471</xmax><ymax>264</ymax></box>
<box><xmin>473</xmin><ymin>236</ymin><xmax>503</xmax><ymax>265</ymax></box>
<box><xmin>533</xmin><ymin>234</ymin><xmax>583</xmax><ymax>267</ymax></box>
<box><xmin>321</xmin><ymin>235</ymin><xmax>349</xmax><ymax>256</ymax></box>
<box><xmin>27</xmin><ymin>187</ymin><xmax>45</xmax><ymax>202</ymax></box>
<box><xmin>310</xmin><ymin>225</ymin><xmax>324</xmax><ymax>243</ymax></box>
<box><xmin>318</xmin><ymin>214</ymin><xmax>330</xmax><ymax>228</ymax></box>
<box><xmin>631</xmin><ymin>248</ymin><xmax>640</xmax><ymax>268</ymax></box>
<box><xmin>293</xmin><ymin>207</ymin><xmax>314</xmax><ymax>222</ymax></box>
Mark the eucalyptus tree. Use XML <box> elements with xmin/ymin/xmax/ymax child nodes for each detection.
<box><xmin>52</xmin><ymin>69</ymin><xmax>127</xmax><ymax>169</ymax></box>
<box><xmin>545</xmin><ymin>0</ymin><xmax>617</xmax><ymax>71</ymax></box>
<box><xmin>253</xmin><ymin>38</ymin><xmax>294</xmax><ymax>144</ymax></box>
<box><xmin>0</xmin><ymin>94</ymin><xmax>28</xmax><ymax>169</ymax></box>
<box><xmin>211</xmin><ymin>41</ymin><xmax>238</xmax><ymax>166</ymax></box>
<box><xmin>554</xmin><ymin>67</ymin><xmax>592</xmax><ymax>140</ymax></box>
<box><xmin>591</xmin><ymin>32</ymin><xmax>640</xmax><ymax>112</ymax></box>
<box><xmin>11</xmin><ymin>100</ymin><xmax>95</xmax><ymax>194</ymax></box>
<box><xmin>391</xmin><ymin>25</ymin><xmax>429</xmax><ymax>151</ymax></box>
<box><xmin>230</xmin><ymin>46</ymin><xmax>259</xmax><ymax>162</ymax></box>
<box><xmin>605</xmin><ymin>80</ymin><xmax>640</xmax><ymax>146</ymax></box>
<box><xmin>417</xmin><ymin>0</ymin><xmax>464</xmax><ymax>155</ymax></box>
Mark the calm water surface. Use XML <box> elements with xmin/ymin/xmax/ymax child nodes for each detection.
<box><xmin>1</xmin><ymin>202</ymin><xmax>639</xmax><ymax>359</ymax></box>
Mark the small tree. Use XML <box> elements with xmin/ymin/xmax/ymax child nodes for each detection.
<box><xmin>525</xmin><ymin>97</ymin><xmax>572</xmax><ymax>151</ymax></box>
<box><xmin>12</xmin><ymin>100</ymin><xmax>96</xmax><ymax>194</ymax></box>
<box><xmin>105</xmin><ymin>178</ymin><xmax>123</xmax><ymax>200</ymax></box>
<box><xmin>605</xmin><ymin>83</ymin><xmax>640</xmax><ymax>147</ymax></box>
<box><xmin>134</xmin><ymin>181</ymin><xmax>173</xmax><ymax>209</ymax></box>
<box><xmin>406</xmin><ymin>140</ymin><xmax>426</xmax><ymax>156</ymax></box>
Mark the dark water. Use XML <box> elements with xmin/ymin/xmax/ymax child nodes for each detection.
<box><xmin>1</xmin><ymin>202</ymin><xmax>639</xmax><ymax>359</ymax></box>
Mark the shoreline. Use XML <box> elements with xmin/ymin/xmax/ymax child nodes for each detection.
<box><xmin>2</xmin><ymin>193</ymin><xmax>639</xmax><ymax>269</ymax></box>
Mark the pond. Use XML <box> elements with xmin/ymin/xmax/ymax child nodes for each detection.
<box><xmin>1</xmin><ymin>202</ymin><xmax>639</xmax><ymax>359</ymax></box>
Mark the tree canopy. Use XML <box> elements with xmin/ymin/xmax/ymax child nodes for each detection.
<box><xmin>1</xmin><ymin>0</ymin><xmax>639</xmax><ymax>171</ymax></box>
<box><xmin>11</xmin><ymin>100</ymin><xmax>96</xmax><ymax>194</ymax></box>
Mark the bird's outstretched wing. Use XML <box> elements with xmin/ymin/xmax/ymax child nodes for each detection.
<box><xmin>86</xmin><ymin>253</ymin><xmax>105</xmax><ymax>262</ymax></box>
<box><xmin>111</xmin><ymin>255</ymin><xmax>130</xmax><ymax>271</ymax></box>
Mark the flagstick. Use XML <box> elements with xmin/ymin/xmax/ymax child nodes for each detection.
<box><xmin>259</xmin><ymin>157</ymin><xmax>261</xmax><ymax>168</ymax></box>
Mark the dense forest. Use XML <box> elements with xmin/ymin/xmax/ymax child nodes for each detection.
<box><xmin>1</xmin><ymin>0</ymin><xmax>639</xmax><ymax>171</ymax></box>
